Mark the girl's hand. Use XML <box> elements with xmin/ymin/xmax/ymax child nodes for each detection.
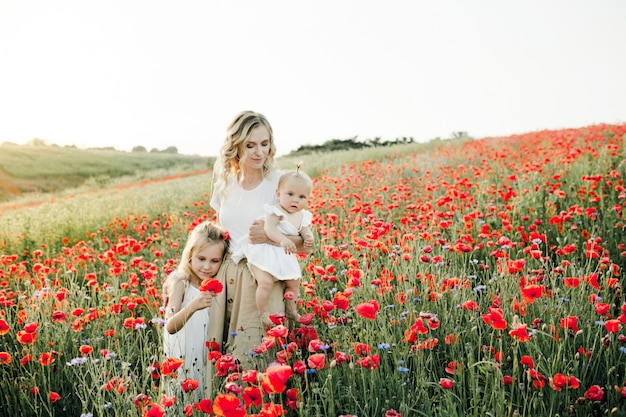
<box><xmin>188</xmin><ymin>291</ymin><xmax>213</xmax><ymax>312</ymax></box>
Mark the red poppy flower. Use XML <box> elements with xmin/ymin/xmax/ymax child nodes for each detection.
<box><xmin>521</xmin><ymin>285</ymin><xmax>544</xmax><ymax>303</ymax></box>
<box><xmin>445</xmin><ymin>361</ymin><xmax>462</xmax><ymax>375</ymax></box>
<box><xmin>550</xmin><ymin>373</ymin><xmax>580</xmax><ymax>391</ymax></box>
<box><xmin>605</xmin><ymin>319</ymin><xmax>620</xmax><ymax>333</ymax></box>
<box><xmin>134</xmin><ymin>393</ymin><xmax>150</xmax><ymax>409</ymax></box>
<box><xmin>562</xmin><ymin>277</ymin><xmax>580</xmax><ymax>288</ymax></box>
<box><xmin>199</xmin><ymin>278</ymin><xmax>223</xmax><ymax>294</ymax></box>
<box><xmin>520</xmin><ymin>355</ymin><xmax>534</xmax><ymax>369</ymax></box>
<box><xmin>0</xmin><ymin>319</ymin><xmax>10</xmax><ymax>335</ymax></box>
<box><xmin>528</xmin><ymin>369</ymin><xmax>546</xmax><ymax>388</ymax></box>
<box><xmin>267</xmin><ymin>325</ymin><xmax>289</xmax><ymax>339</ymax></box>
<box><xmin>142</xmin><ymin>402</ymin><xmax>166</xmax><ymax>417</ymax></box>
<box><xmin>509</xmin><ymin>324</ymin><xmax>531</xmax><ymax>342</ymax></box>
<box><xmin>333</xmin><ymin>293</ymin><xmax>350</xmax><ymax>310</ymax></box>
<box><xmin>560</xmin><ymin>315</ymin><xmax>579</xmax><ymax>333</ymax></box>
<box><xmin>584</xmin><ymin>385</ymin><xmax>604</xmax><ymax>401</ymax></box>
<box><xmin>79</xmin><ymin>344</ymin><xmax>93</xmax><ymax>356</ymax></box>
<box><xmin>181</xmin><ymin>378</ymin><xmax>199</xmax><ymax>392</ymax></box>
<box><xmin>355</xmin><ymin>354</ymin><xmax>380</xmax><ymax>370</ymax></box>
<box><xmin>160</xmin><ymin>357</ymin><xmax>184</xmax><ymax>376</ymax></box>
<box><xmin>39</xmin><ymin>352</ymin><xmax>55</xmax><ymax>366</ymax></box>
<box><xmin>49</xmin><ymin>391</ymin><xmax>61</xmax><ymax>403</ymax></box>
<box><xmin>190</xmin><ymin>398</ymin><xmax>211</xmax><ymax>414</ymax></box>
<box><xmin>213</xmin><ymin>393</ymin><xmax>245</xmax><ymax>417</ymax></box>
<box><xmin>481</xmin><ymin>307</ymin><xmax>508</xmax><ymax>330</ymax></box>
<box><xmin>23</xmin><ymin>322</ymin><xmax>38</xmax><ymax>333</ymax></box>
<box><xmin>439</xmin><ymin>378</ymin><xmax>454</xmax><ymax>389</ymax></box>
<box><xmin>0</xmin><ymin>352</ymin><xmax>12</xmax><ymax>365</ymax></box>
<box><xmin>262</xmin><ymin>364</ymin><xmax>293</xmax><ymax>394</ymax></box>
<box><xmin>242</xmin><ymin>386</ymin><xmax>262</xmax><ymax>408</ymax></box>
<box><xmin>214</xmin><ymin>353</ymin><xmax>238</xmax><ymax>377</ymax></box>
<box><xmin>307</xmin><ymin>353</ymin><xmax>326</xmax><ymax>370</ymax></box>
<box><xmin>354</xmin><ymin>300</ymin><xmax>379</xmax><ymax>320</ymax></box>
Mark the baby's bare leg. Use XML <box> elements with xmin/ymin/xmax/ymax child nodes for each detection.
<box><xmin>284</xmin><ymin>279</ymin><xmax>301</xmax><ymax>322</ymax></box>
<box><xmin>251</xmin><ymin>265</ymin><xmax>275</xmax><ymax>317</ymax></box>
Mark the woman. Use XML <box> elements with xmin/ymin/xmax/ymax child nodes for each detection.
<box><xmin>206</xmin><ymin>111</ymin><xmax>311</xmax><ymax>394</ymax></box>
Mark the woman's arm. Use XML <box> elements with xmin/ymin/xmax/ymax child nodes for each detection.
<box><xmin>249</xmin><ymin>219</ymin><xmax>312</xmax><ymax>255</ymax></box>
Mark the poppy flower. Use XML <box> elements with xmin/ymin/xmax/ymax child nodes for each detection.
<box><xmin>142</xmin><ymin>402</ymin><xmax>166</xmax><ymax>417</ymax></box>
<box><xmin>134</xmin><ymin>393</ymin><xmax>150</xmax><ymax>408</ymax></box>
<box><xmin>354</xmin><ymin>300</ymin><xmax>380</xmax><ymax>320</ymax></box>
<box><xmin>259</xmin><ymin>403</ymin><xmax>286</xmax><ymax>416</ymax></box>
<box><xmin>509</xmin><ymin>324</ymin><xmax>531</xmax><ymax>342</ymax></box>
<box><xmin>0</xmin><ymin>352</ymin><xmax>11</xmax><ymax>365</ymax></box>
<box><xmin>560</xmin><ymin>315</ymin><xmax>579</xmax><ymax>333</ymax></box>
<box><xmin>160</xmin><ymin>357</ymin><xmax>184</xmax><ymax>377</ymax></box>
<box><xmin>48</xmin><ymin>391</ymin><xmax>61</xmax><ymax>402</ymax></box>
<box><xmin>355</xmin><ymin>354</ymin><xmax>380</xmax><ymax>370</ymax></box>
<box><xmin>605</xmin><ymin>319</ymin><xmax>620</xmax><ymax>333</ymax></box>
<box><xmin>194</xmin><ymin>398</ymin><xmax>213</xmax><ymax>414</ymax></box>
<box><xmin>79</xmin><ymin>344</ymin><xmax>93</xmax><ymax>356</ymax></box>
<box><xmin>528</xmin><ymin>369</ymin><xmax>546</xmax><ymax>389</ymax></box>
<box><xmin>214</xmin><ymin>354</ymin><xmax>238</xmax><ymax>377</ymax></box>
<box><xmin>23</xmin><ymin>322</ymin><xmax>38</xmax><ymax>333</ymax></box>
<box><xmin>181</xmin><ymin>378</ymin><xmax>199</xmax><ymax>392</ymax></box>
<box><xmin>242</xmin><ymin>386</ymin><xmax>262</xmax><ymax>408</ymax></box>
<box><xmin>550</xmin><ymin>373</ymin><xmax>580</xmax><ymax>391</ymax></box>
<box><xmin>51</xmin><ymin>311</ymin><xmax>66</xmax><ymax>322</ymax></box>
<box><xmin>439</xmin><ymin>378</ymin><xmax>454</xmax><ymax>389</ymax></box>
<box><xmin>562</xmin><ymin>277</ymin><xmax>580</xmax><ymax>288</ymax></box>
<box><xmin>262</xmin><ymin>364</ymin><xmax>294</xmax><ymax>394</ymax></box>
<box><xmin>199</xmin><ymin>278</ymin><xmax>223</xmax><ymax>294</ymax></box>
<box><xmin>224</xmin><ymin>381</ymin><xmax>242</xmax><ymax>395</ymax></box>
<box><xmin>445</xmin><ymin>361</ymin><xmax>462</xmax><ymax>375</ymax></box>
<box><xmin>584</xmin><ymin>385</ymin><xmax>604</xmax><ymax>401</ymax></box>
<box><xmin>16</xmin><ymin>330</ymin><xmax>36</xmax><ymax>345</ymax></box>
<box><xmin>39</xmin><ymin>352</ymin><xmax>55</xmax><ymax>366</ymax></box>
<box><xmin>213</xmin><ymin>393</ymin><xmax>245</xmax><ymax>417</ymax></box>
<box><xmin>481</xmin><ymin>307</ymin><xmax>508</xmax><ymax>330</ymax></box>
<box><xmin>0</xmin><ymin>320</ymin><xmax>9</xmax><ymax>335</ymax></box>
<box><xmin>307</xmin><ymin>353</ymin><xmax>326</xmax><ymax>370</ymax></box>
<box><xmin>520</xmin><ymin>355</ymin><xmax>535</xmax><ymax>369</ymax></box>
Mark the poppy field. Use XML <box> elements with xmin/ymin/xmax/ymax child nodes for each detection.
<box><xmin>1</xmin><ymin>123</ymin><xmax>625</xmax><ymax>417</ymax></box>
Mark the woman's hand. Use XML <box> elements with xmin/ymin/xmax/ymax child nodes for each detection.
<box><xmin>249</xmin><ymin>219</ymin><xmax>268</xmax><ymax>245</ymax></box>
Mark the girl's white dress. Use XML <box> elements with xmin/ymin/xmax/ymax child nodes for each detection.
<box><xmin>162</xmin><ymin>281</ymin><xmax>209</xmax><ymax>400</ymax></box>
<box><xmin>234</xmin><ymin>204</ymin><xmax>312</xmax><ymax>280</ymax></box>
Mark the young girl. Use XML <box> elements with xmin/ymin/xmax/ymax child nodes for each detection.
<box><xmin>162</xmin><ymin>221</ymin><xmax>229</xmax><ymax>400</ymax></box>
<box><xmin>234</xmin><ymin>166</ymin><xmax>314</xmax><ymax>325</ymax></box>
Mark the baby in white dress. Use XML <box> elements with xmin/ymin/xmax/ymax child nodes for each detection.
<box><xmin>240</xmin><ymin>167</ymin><xmax>314</xmax><ymax>325</ymax></box>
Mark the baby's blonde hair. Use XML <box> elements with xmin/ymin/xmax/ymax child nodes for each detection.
<box><xmin>278</xmin><ymin>163</ymin><xmax>312</xmax><ymax>193</ymax></box>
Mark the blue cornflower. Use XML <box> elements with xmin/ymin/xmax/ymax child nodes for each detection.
<box><xmin>473</xmin><ymin>285</ymin><xmax>487</xmax><ymax>293</ymax></box>
<box><xmin>378</xmin><ymin>343</ymin><xmax>391</xmax><ymax>350</ymax></box>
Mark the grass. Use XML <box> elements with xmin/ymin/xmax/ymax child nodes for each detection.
<box><xmin>0</xmin><ymin>143</ymin><xmax>213</xmax><ymax>202</ymax></box>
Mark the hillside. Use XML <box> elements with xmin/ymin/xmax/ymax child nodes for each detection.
<box><xmin>0</xmin><ymin>144</ymin><xmax>213</xmax><ymax>202</ymax></box>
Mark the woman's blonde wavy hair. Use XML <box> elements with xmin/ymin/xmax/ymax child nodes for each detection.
<box><xmin>213</xmin><ymin>111</ymin><xmax>277</xmax><ymax>199</ymax></box>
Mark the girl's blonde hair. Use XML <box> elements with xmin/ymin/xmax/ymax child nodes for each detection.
<box><xmin>177</xmin><ymin>221</ymin><xmax>229</xmax><ymax>279</ymax></box>
<box><xmin>213</xmin><ymin>110</ymin><xmax>277</xmax><ymax>198</ymax></box>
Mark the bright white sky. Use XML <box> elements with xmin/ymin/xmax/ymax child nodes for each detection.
<box><xmin>1</xmin><ymin>1</ymin><xmax>625</xmax><ymax>157</ymax></box>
